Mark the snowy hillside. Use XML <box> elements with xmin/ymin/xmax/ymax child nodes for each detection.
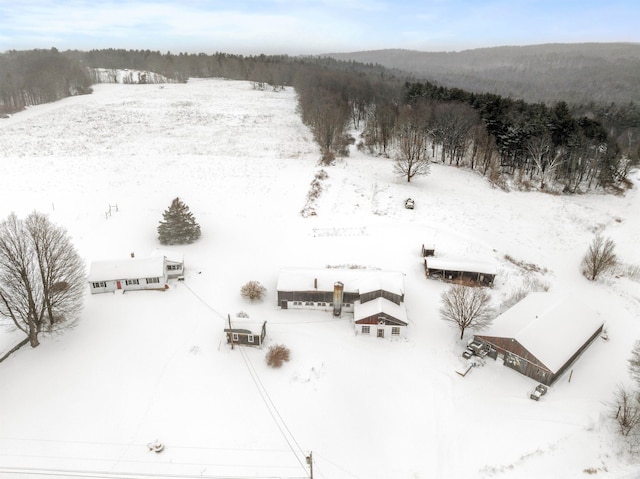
<box><xmin>0</xmin><ymin>78</ymin><xmax>639</xmax><ymax>479</ymax></box>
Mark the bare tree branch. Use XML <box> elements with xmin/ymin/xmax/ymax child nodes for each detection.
<box><xmin>439</xmin><ymin>284</ymin><xmax>493</xmax><ymax>340</ymax></box>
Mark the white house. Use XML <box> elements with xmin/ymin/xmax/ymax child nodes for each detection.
<box><xmin>88</xmin><ymin>256</ymin><xmax>168</xmax><ymax>294</ymax></box>
<box><xmin>354</xmin><ymin>296</ymin><xmax>408</xmax><ymax>339</ymax></box>
<box><xmin>152</xmin><ymin>249</ymin><xmax>185</xmax><ymax>279</ymax></box>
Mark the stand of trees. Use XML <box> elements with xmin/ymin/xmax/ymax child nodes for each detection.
<box><xmin>0</xmin><ymin>48</ymin><xmax>92</xmax><ymax>114</ymax></box>
<box><xmin>2</xmin><ymin>47</ymin><xmax>638</xmax><ymax>192</ymax></box>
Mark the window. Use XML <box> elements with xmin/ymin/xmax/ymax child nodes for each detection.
<box><xmin>392</xmin><ymin>327</ymin><xmax>401</xmax><ymax>336</ymax></box>
<box><xmin>232</xmin><ymin>333</ymin><xmax>239</xmax><ymax>342</ymax></box>
<box><xmin>167</xmin><ymin>264</ymin><xmax>181</xmax><ymax>271</ymax></box>
<box><xmin>361</xmin><ymin>326</ymin><xmax>370</xmax><ymax>334</ymax></box>
<box><xmin>125</xmin><ymin>279</ymin><xmax>139</xmax><ymax>286</ymax></box>
<box><xmin>146</xmin><ymin>277</ymin><xmax>160</xmax><ymax>284</ymax></box>
<box><xmin>305</xmin><ymin>301</ymin><xmax>314</xmax><ymax>306</ymax></box>
<box><xmin>248</xmin><ymin>334</ymin><xmax>254</xmax><ymax>343</ymax></box>
<box><xmin>293</xmin><ymin>301</ymin><xmax>302</xmax><ymax>306</ymax></box>
<box><xmin>91</xmin><ymin>281</ymin><xmax>106</xmax><ymax>288</ymax></box>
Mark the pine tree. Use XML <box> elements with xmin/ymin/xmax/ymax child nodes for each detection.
<box><xmin>157</xmin><ymin>197</ymin><xmax>201</xmax><ymax>245</ymax></box>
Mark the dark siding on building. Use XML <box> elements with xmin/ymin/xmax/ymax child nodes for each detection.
<box><xmin>355</xmin><ymin>312</ymin><xmax>407</xmax><ymax>326</ymax></box>
<box><xmin>359</xmin><ymin>289</ymin><xmax>403</xmax><ymax>305</ymax></box>
<box><xmin>277</xmin><ymin>290</ymin><xmax>359</xmax><ymax>305</ymax></box>
<box><xmin>476</xmin><ymin>323</ymin><xmax>605</xmax><ymax>385</ymax></box>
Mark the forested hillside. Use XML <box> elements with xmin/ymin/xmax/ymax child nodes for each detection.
<box><xmin>1</xmin><ymin>47</ymin><xmax>638</xmax><ymax>193</ymax></box>
<box><xmin>0</xmin><ymin>48</ymin><xmax>92</xmax><ymax>113</ymax></box>
<box><xmin>325</xmin><ymin>43</ymin><xmax>640</xmax><ymax>105</ymax></box>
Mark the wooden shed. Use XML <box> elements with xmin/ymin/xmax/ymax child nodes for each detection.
<box><xmin>423</xmin><ymin>257</ymin><xmax>496</xmax><ymax>287</ymax></box>
<box><xmin>224</xmin><ymin>319</ymin><xmax>267</xmax><ymax>347</ymax></box>
<box><xmin>421</xmin><ymin>243</ymin><xmax>436</xmax><ymax>257</ymax></box>
<box><xmin>88</xmin><ymin>256</ymin><xmax>168</xmax><ymax>294</ymax></box>
<box><xmin>474</xmin><ymin>292</ymin><xmax>604</xmax><ymax>385</ymax></box>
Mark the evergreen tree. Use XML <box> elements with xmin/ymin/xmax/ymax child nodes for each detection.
<box><xmin>157</xmin><ymin>197</ymin><xmax>201</xmax><ymax>245</ymax></box>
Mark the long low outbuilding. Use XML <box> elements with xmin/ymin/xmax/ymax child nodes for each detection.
<box><xmin>276</xmin><ymin>268</ymin><xmax>404</xmax><ymax>312</ymax></box>
<box><xmin>277</xmin><ymin>268</ymin><xmax>408</xmax><ymax>338</ymax></box>
<box><xmin>474</xmin><ymin>292</ymin><xmax>604</xmax><ymax>385</ymax></box>
<box><xmin>423</xmin><ymin>257</ymin><xmax>497</xmax><ymax>286</ymax></box>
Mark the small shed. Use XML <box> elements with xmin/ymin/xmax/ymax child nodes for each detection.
<box><xmin>224</xmin><ymin>320</ymin><xmax>267</xmax><ymax>347</ymax></box>
<box><xmin>424</xmin><ymin>257</ymin><xmax>496</xmax><ymax>286</ymax></box>
<box><xmin>88</xmin><ymin>256</ymin><xmax>167</xmax><ymax>294</ymax></box>
<box><xmin>421</xmin><ymin>243</ymin><xmax>436</xmax><ymax>257</ymax></box>
<box><xmin>474</xmin><ymin>292</ymin><xmax>604</xmax><ymax>385</ymax></box>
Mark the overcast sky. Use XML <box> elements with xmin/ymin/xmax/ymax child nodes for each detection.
<box><xmin>0</xmin><ymin>0</ymin><xmax>638</xmax><ymax>55</ymax></box>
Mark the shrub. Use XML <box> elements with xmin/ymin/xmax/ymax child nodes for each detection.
<box><xmin>581</xmin><ymin>234</ymin><xmax>617</xmax><ymax>281</ymax></box>
<box><xmin>266</xmin><ymin>344</ymin><xmax>290</xmax><ymax>368</ymax></box>
<box><xmin>240</xmin><ymin>280</ymin><xmax>266</xmax><ymax>301</ymax></box>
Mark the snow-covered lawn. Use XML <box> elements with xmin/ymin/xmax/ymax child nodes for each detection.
<box><xmin>0</xmin><ymin>78</ymin><xmax>639</xmax><ymax>478</ymax></box>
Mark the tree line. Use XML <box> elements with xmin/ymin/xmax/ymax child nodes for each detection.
<box><xmin>1</xmin><ymin>48</ymin><xmax>638</xmax><ymax>191</ymax></box>
<box><xmin>0</xmin><ymin>48</ymin><xmax>93</xmax><ymax>114</ymax></box>
<box><xmin>294</xmin><ymin>69</ymin><xmax>638</xmax><ymax>191</ymax></box>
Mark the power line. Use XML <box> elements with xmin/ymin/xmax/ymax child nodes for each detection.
<box><xmin>177</xmin><ymin>281</ymin><xmax>309</xmax><ymax>477</ymax></box>
<box><xmin>237</xmin><ymin>346</ymin><xmax>309</xmax><ymax>476</ymax></box>
<box><xmin>0</xmin><ymin>465</ymin><xmax>307</xmax><ymax>479</ymax></box>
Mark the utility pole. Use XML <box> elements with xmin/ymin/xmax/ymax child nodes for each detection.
<box><xmin>228</xmin><ymin>314</ymin><xmax>234</xmax><ymax>350</ymax></box>
<box><xmin>306</xmin><ymin>451</ymin><xmax>313</xmax><ymax>479</ymax></box>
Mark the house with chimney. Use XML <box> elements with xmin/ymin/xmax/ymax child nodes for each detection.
<box><xmin>276</xmin><ymin>268</ymin><xmax>408</xmax><ymax>339</ymax></box>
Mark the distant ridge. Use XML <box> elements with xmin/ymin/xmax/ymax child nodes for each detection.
<box><xmin>322</xmin><ymin>43</ymin><xmax>640</xmax><ymax>105</ymax></box>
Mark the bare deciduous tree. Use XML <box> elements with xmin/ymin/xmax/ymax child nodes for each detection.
<box><xmin>431</xmin><ymin>102</ymin><xmax>479</xmax><ymax>166</ymax></box>
<box><xmin>581</xmin><ymin>234</ymin><xmax>617</xmax><ymax>281</ymax></box>
<box><xmin>0</xmin><ymin>212</ymin><xmax>85</xmax><ymax>348</ymax></box>
<box><xmin>525</xmin><ymin>134</ymin><xmax>559</xmax><ymax>190</ymax></box>
<box><xmin>440</xmin><ymin>284</ymin><xmax>493</xmax><ymax>340</ymax></box>
<box><xmin>629</xmin><ymin>340</ymin><xmax>640</xmax><ymax>386</ymax></box>
<box><xmin>611</xmin><ymin>385</ymin><xmax>640</xmax><ymax>437</ymax></box>
<box><xmin>394</xmin><ymin>105</ymin><xmax>432</xmax><ymax>182</ymax></box>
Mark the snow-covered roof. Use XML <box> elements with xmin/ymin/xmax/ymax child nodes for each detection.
<box><xmin>88</xmin><ymin>256</ymin><xmax>165</xmax><ymax>282</ymax></box>
<box><xmin>224</xmin><ymin>319</ymin><xmax>265</xmax><ymax>333</ymax></box>
<box><xmin>276</xmin><ymin>268</ymin><xmax>404</xmax><ymax>296</ymax></box>
<box><xmin>151</xmin><ymin>249</ymin><xmax>184</xmax><ymax>264</ymax></box>
<box><xmin>425</xmin><ymin>257</ymin><xmax>497</xmax><ymax>275</ymax></box>
<box><xmin>354</xmin><ymin>297</ymin><xmax>408</xmax><ymax>325</ymax></box>
<box><xmin>479</xmin><ymin>292</ymin><xmax>604</xmax><ymax>373</ymax></box>
<box><xmin>353</xmin><ymin>272</ymin><xmax>404</xmax><ymax>296</ymax></box>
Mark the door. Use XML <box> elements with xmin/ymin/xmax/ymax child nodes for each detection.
<box><xmin>116</xmin><ymin>280</ymin><xmax>122</xmax><ymax>290</ymax></box>
<box><xmin>377</xmin><ymin>329</ymin><xmax>384</xmax><ymax>338</ymax></box>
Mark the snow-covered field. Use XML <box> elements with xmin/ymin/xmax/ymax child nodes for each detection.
<box><xmin>0</xmin><ymin>78</ymin><xmax>639</xmax><ymax>479</ymax></box>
